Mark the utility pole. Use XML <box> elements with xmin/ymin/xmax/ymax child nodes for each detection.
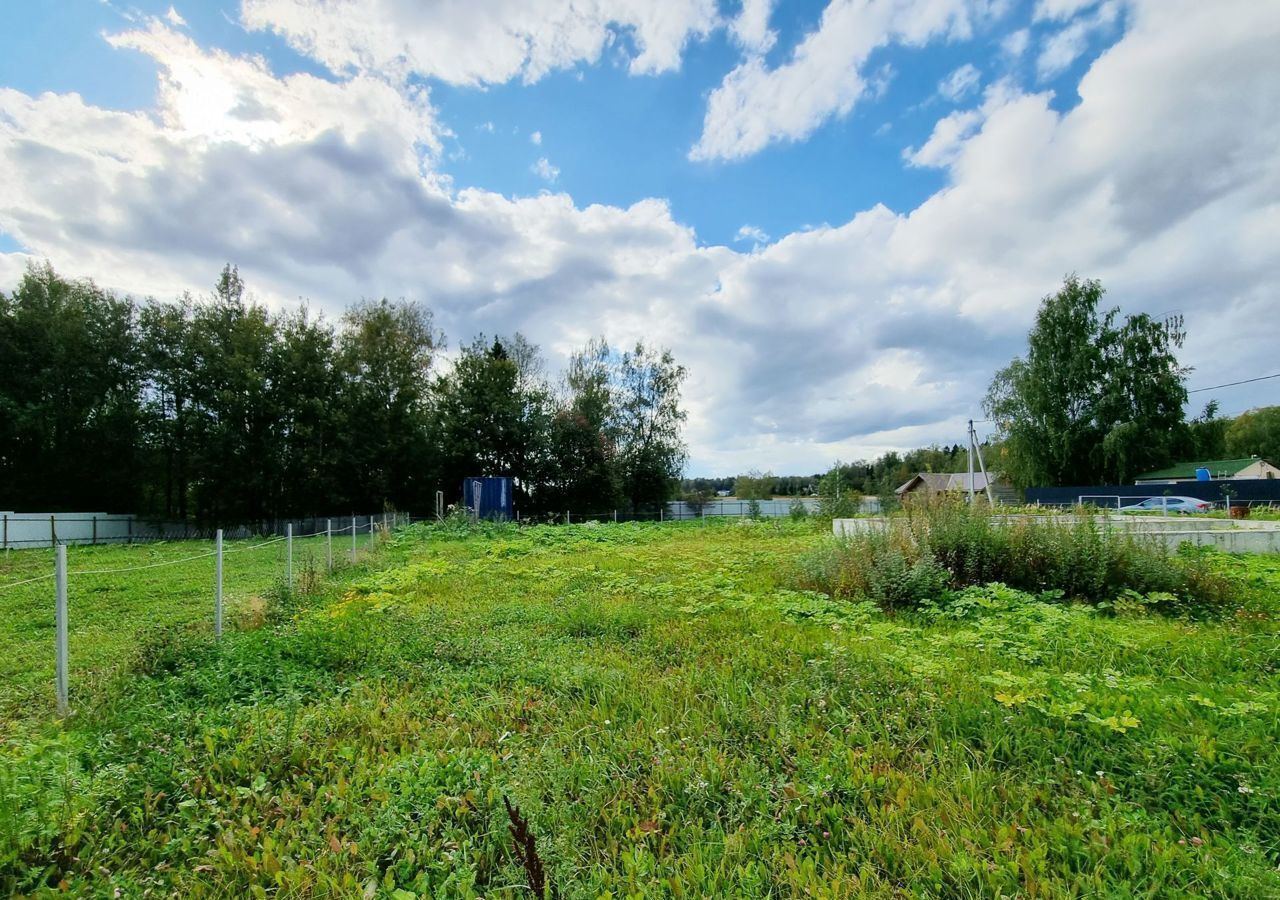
<box><xmin>967</xmin><ymin>426</ymin><xmax>975</xmax><ymax>505</ymax></box>
<box><xmin>969</xmin><ymin>419</ymin><xmax>995</xmax><ymax>506</ymax></box>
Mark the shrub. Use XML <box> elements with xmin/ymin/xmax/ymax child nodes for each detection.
<box><xmin>800</xmin><ymin>498</ymin><xmax>1232</xmax><ymax>612</ymax></box>
<box><xmin>128</xmin><ymin>623</ymin><xmax>217</xmax><ymax>677</ymax></box>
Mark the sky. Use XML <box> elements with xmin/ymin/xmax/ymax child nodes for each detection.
<box><xmin>0</xmin><ymin>0</ymin><xmax>1277</xmax><ymax>476</ymax></box>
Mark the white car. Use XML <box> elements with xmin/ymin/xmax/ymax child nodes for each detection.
<box><xmin>1119</xmin><ymin>496</ymin><xmax>1212</xmax><ymax>514</ymax></box>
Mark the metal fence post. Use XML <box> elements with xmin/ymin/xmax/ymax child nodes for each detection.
<box><xmin>659</xmin><ymin>508</ymin><xmax>664</xmax><ymax>522</ymax></box>
<box><xmin>286</xmin><ymin>523</ymin><xmax>293</xmax><ymax>588</ymax></box>
<box><xmin>55</xmin><ymin>545</ymin><xmax>68</xmax><ymax>717</ymax></box>
<box><xmin>565</xmin><ymin>510</ymin><xmax>570</xmax><ymax>525</ymax></box>
<box><xmin>50</xmin><ymin>515</ymin><xmax>56</xmax><ymax>548</ymax></box>
<box><xmin>215</xmin><ymin>529</ymin><xmax>223</xmax><ymax>638</ymax></box>
<box><xmin>92</xmin><ymin>515</ymin><xmax>97</xmax><ymax>545</ymax></box>
<box><xmin>351</xmin><ymin>519</ymin><xmax>357</xmax><ymax>564</ymax></box>
<box><xmin>326</xmin><ymin>519</ymin><xmax>333</xmax><ymax>572</ymax></box>
<box><xmin>613</xmin><ymin>510</ymin><xmax>618</xmax><ymax>523</ymax></box>
<box><xmin>3</xmin><ymin>513</ymin><xmax>7</xmax><ymax>550</ymax></box>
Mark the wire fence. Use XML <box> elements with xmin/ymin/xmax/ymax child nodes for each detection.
<box><xmin>0</xmin><ymin>515</ymin><xmax>400</xmax><ymax>723</ymax></box>
<box><xmin>2</xmin><ymin>503</ymin><xmax>820</xmax><ymax>723</ymax></box>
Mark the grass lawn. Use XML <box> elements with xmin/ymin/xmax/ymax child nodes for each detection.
<box><xmin>0</xmin><ymin>532</ymin><xmax>381</xmax><ymax>734</ymax></box>
<box><xmin>2</xmin><ymin>520</ymin><xmax>1278</xmax><ymax>896</ymax></box>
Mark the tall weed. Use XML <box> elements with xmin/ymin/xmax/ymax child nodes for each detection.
<box><xmin>802</xmin><ymin>499</ymin><xmax>1231</xmax><ymax>612</ymax></box>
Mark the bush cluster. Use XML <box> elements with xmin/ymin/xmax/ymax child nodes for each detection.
<box><xmin>797</xmin><ymin>500</ymin><xmax>1230</xmax><ymax>612</ymax></box>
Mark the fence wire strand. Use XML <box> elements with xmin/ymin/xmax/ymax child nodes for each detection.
<box><xmin>1</xmin><ymin>519</ymin><xmax>382</xmax><ymax>589</ymax></box>
<box><xmin>0</xmin><ymin>573</ymin><xmax>56</xmax><ymax>591</ymax></box>
<box><xmin>70</xmin><ymin>549</ymin><xmax>220</xmax><ymax>577</ymax></box>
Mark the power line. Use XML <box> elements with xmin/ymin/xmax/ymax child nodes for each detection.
<box><xmin>1187</xmin><ymin>372</ymin><xmax>1280</xmax><ymax>395</ymax></box>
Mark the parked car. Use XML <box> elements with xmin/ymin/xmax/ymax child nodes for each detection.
<box><xmin>1118</xmin><ymin>496</ymin><xmax>1212</xmax><ymax>514</ymax></box>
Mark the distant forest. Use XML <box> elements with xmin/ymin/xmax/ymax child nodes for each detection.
<box><xmin>0</xmin><ymin>263</ymin><xmax>688</xmax><ymax>524</ymax></box>
<box><xmin>681</xmin><ymin>444</ymin><xmax>973</xmax><ymax>502</ymax></box>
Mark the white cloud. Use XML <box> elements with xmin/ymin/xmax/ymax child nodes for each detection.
<box><xmin>867</xmin><ymin>62</ymin><xmax>896</xmax><ymax>100</ymax></box>
<box><xmin>906</xmin><ymin>79</ymin><xmax>1018</xmax><ymax>167</ymax></box>
<box><xmin>689</xmin><ymin>0</ymin><xmax>1003</xmax><ymax>161</ymax></box>
<box><xmin>730</xmin><ymin>0</ymin><xmax>777</xmax><ymax>53</ymax></box>
<box><xmin>105</xmin><ymin>21</ymin><xmax>444</xmax><ymax>164</ymax></box>
<box><xmin>904</xmin><ymin>108</ymin><xmax>984</xmax><ymax>168</ymax></box>
<box><xmin>1001</xmin><ymin>27</ymin><xmax>1030</xmax><ymax>57</ymax></box>
<box><xmin>938</xmin><ymin>63</ymin><xmax>981</xmax><ymax>101</ymax></box>
<box><xmin>734</xmin><ymin>224</ymin><xmax>770</xmax><ymax>244</ymax></box>
<box><xmin>1034</xmin><ymin>0</ymin><xmax>1101</xmax><ymax>21</ymax></box>
<box><xmin>530</xmin><ymin>130</ymin><xmax>542</xmax><ymax>145</ymax></box>
<box><xmin>239</xmin><ymin>0</ymin><xmax>719</xmax><ymax>86</ymax></box>
<box><xmin>164</xmin><ymin>5</ymin><xmax>187</xmax><ymax>27</ymax></box>
<box><xmin>2</xmin><ymin>0</ymin><xmax>1278</xmax><ymax>474</ymax></box>
<box><xmin>1037</xmin><ymin>0</ymin><xmax>1120</xmax><ymax>79</ymax></box>
<box><xmin>531</xmin><ymin>157</ymin><xmax>560</xmax><ymax>182</ymax></box>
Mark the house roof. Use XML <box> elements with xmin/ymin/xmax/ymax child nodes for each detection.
<box><xmin>1135</xmin><ymin>457</ymin><xmax>1264</xmax><ymax>481</ymax></box>
<box><xmin>896</xmin><ymin>472</ymin><xmax>1000</xmax><ymax>494</ymax></box>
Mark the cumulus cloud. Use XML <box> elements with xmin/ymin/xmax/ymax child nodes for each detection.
<box><xmin>105</xmin><ymin>21</ymin><xmax>444</xmax><ymax>163</ymax></box>
<box><xmin>1037</xmin><ymin>0</ymin><xmax>1120</xmax><ymax>79</ymax></box>
<box><xmin>239</xmin><ymin>0</ymin><xmax>719</xmax><ymax>86</ymax></box>
<box><xmin>530</xmin><ymin>130</ymin><xmax>542</xmax><ymax>145</ymax></box>
<box><xmin>530</xmin><ymin>157</ymin><xmax>560</xmax><ymax>182</ymax></box>
<box><xmin>689</xmin><ymin>0</ymin><xmax>1005</xmax><ymax>162</ymax></box>
<box><xmin>164</xmin><ymin>5</ymin><xmax>187</xmax><ymax>27</ymax></box>
<box><xmin>938</xmin><ymin>63</ymin><xmax>981</xmax><ymax>101</ymax></box>
<box><xmin>1</xmin><ymin>0</ymin><xmax>1277</xmax><ymax>474</ymax></box>
<box><xmin>730</xmin><ymin>0</ymin><xmax>777</xmax><ymax>53</ymax></box>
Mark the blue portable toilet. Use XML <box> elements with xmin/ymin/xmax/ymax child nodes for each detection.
<box><xmin>463</xmin><ymin>477</ymin><xmax>514</xmax><ymax>520</ymax></box>
<box><xmin>1195</xmin><ymin>467</ymin><xmax>1211</xmax><ymax>481</ymax></box>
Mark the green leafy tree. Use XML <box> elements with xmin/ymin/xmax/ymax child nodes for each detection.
<box><xmin>138</xmin><ymin>295</ymin><xmax>198</xmax><ymax>519</ymax></box>
<box><xmin>547</xmin><ymin>338</ymin><xmax>623</xmax><ymax>514</ymax></box>
<box><xmin>338</xmin><ymin>298</ymin><xmax>442</xmax><ymax>513</ymax></box>
<box><xmin>734</xmin><ymin>469</ymin><xmax>775</xmax><ymax>518</ymax></box>
<box><xmin>1226</xmin><ymin>406</ymin><xmax>1280</xmax><ymax>466</ymax></box>
<box><xmin>680</xmin><ymin>486</ymin><xmax>714</xmax><ymax>515</ymax></box>
<box><xmin>432</xmin><ymin>336</ymin><xmax>555</xmax><ymax>512</ymax></box>
<box><xmin>613</xmin><ymin>342</ymin><xmax>688</xmax><ymax>513</ymax></box>
<box><xmin>1188</xmin><ymin>401</ymin><xmax>1230</xmax><ymax>460</ymax></box>
<box><xmin>270</xmin><ymin>307</ymin><xmax>344</xmax><ymax>517</ymax></box>
<box><xmin>182</xmin><ymin>267</ymin><xmax>281</xmax><ymax>525</ymax></box>
<box><xmin>0</xmin><ymin>261</ymin><xmax>144</xmax><ymax>512</ymax></box>
<box><xmin>733</xmin><ymin>470</ymin><xmax>775</xmax><ymax>500</ymax></box>
<box><xmin>985</xmin><ymin>275</ymin><xmax>1189</xmax><ymax>487</ymax></box>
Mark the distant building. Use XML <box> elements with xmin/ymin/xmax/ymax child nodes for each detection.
<box><xmin>715</xmin><ymin>489</ymin><xmax>732</xmax><ymax>497</ymax></box>
<box><xmin>1134</xmin><ymin>457</ymin><xmax>1279</xmax><ymax>484</ymax></box>
<box><xmin>895</xmin><ymin>472</ymin><xmax>1019</xmax><ymax>505</ymax></box>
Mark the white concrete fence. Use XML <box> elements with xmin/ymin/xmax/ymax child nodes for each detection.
<box><xmin>832</xmin><ymin>513</ymin><xmax>1280</xmax><ymax>554</ymax></box>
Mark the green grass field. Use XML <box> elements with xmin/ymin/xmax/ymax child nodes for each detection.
<box><xmin>0</xmin><ymin>532</ymin><xmax>381</xmax><ymax>734</ymax></box>
<box><xmin>2</xmin><ymin>520</ymin><xmax>1278</xmax><ymax>897</ymax></box>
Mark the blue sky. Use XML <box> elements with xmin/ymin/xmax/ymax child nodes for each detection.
<box><xmin>0</xmin><ymin>0</ymin><xmax>1121</xmax><ymax>248</ymax></box>
<box><xmin>0</xmin><ymin>0</ymin><xmax>1276</xmax><ymax>474</ymax></box>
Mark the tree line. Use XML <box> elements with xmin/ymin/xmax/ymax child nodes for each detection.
<box><xmin>0</xmin><ymin>263</ymin><xmax>688</xmax><ymax>524</ymax></box>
